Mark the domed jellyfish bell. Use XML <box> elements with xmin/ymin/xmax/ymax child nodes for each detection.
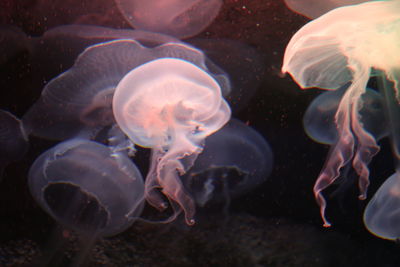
<box><xmin>182</xmin><ymin>118</ymin><xmax>273</xmax><ymax>208</ymax></box>
<box><xmin>283</xmin><ymin>0</ymin><xmax>369</xmax><ymax>19</ymax></box>
<box><xmin>114</xmin><ymin>0</ymin><xmax>223</xmax><ymax>38</ymax></box>
<box><xmin>0</xmin><ymin>110</ymin><xmax>29</xmax><ymax>180</ymax></box>
<box><xmin>303</xmin><ymin>84</ymin><xmax>388</xmax><ymax>145</ymax></box>
<box><xmin>364</xmin><ymin>172</ymin><xmax>400</xmax><ymax>241</ymax></box>
<box><xmin>28</xmin><ymin>138</ymin><xmax>144</xmax><ymax>264</ymax></box>
<box><xmin>281</xmin><ymin>0</ymin><xmax>400</xmax><ymax>226</ymax></box>
<box><xmin>22</xmin><ymin>38</ymin><xmax>229</xmax><ymax>142</ymax></box>
<box><xmin>113</xmin><ymin>57</ymin><xmax>231</xmax><ymax>225</ymax></box>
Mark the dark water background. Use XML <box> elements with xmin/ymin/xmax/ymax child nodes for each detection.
<box><xmin>0</xmin><ymin>0</ymin><xmax>399</xmax><ymax>266</ymax></box>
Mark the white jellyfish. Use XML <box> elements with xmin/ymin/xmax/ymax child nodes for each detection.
<box><xmin>282</xmin><ymin>0</ymin><xmax>400</xmax><ymax>226</ymax></box>
<box><xmin>113</xmin><ymin>57</ymin><xmax>231</xmax><ymax>225</ymax></box>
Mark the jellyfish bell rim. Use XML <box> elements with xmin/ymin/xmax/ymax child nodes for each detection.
<box><xmin>112</xmin><ymin>57</ymin><xmax>223</xmax><ymax>148</ymax></box>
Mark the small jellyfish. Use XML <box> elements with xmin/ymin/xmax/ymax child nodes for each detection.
<box><xmin>114</xmin><ymin>0</ymin><xmax>223</xmax><ymax>38</ymax></box>
<box><xmin>23</xmin><ymin>38</ymin><xmax>229</xmax><ymax>141</ymax></box>
<box><xmin>364</xmin><ymin>172</ymin><xmax>400</xmax><ymax>241</ymax></box>
<box><xmin>303</xmin><ymin>84</ymin><xmax>388</xmax><ymax>145</ymax></box>
<box><xmin>282</xmin><ymin>0</ymin><xmax>400</xmax><ymax>226</ymax></box>
<box><xmin>28</xmin><ymin>138</ymin><xmax>144</xmax><ymax>237</ymax></box>
<box><xmin>182</xmin><ymin>118</ymin><xmax>273</xmax><ymax>207</ymax></box>
<box><xmin>113</xmin><ymin>57</ymin><xmax>231</xmax><ymax>225</ymax></box>
<box><xmin>284</xmin><ymin>0</ymin><xmax>369</xmax><ymax>19</ymax></box>
<box><xmin>0</xmin><ymin>110</ymin><xmax>29</xmax><ymax>179</ymax></box>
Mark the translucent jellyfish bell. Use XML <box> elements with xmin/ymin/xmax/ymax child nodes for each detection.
<box><xmin>23</xmin><ymin>38</ymin><xmax>229</xmax><ymax>141</ymax></box>
<box><xmin>28</xmin><ymin>139</ymin><xmax>144</xmax><ymax>236</ymax></box>
<box><xmin>113</xmin><ymin>57</ymin><xmax>231</xmax><ymax>225</ymax></box>
<box><xmin>303</xmin><ymin>85</ymin><xmax>388</xmax><ymax>145</ymax></box>
<box><xmin>364</xmin><ymin>172</ymin><xmax>400</xmax><ymax>241</ymax></box>
<box><xmin>282</xmin><ymin>0</ymin><xmax>400</xmax><ymax>226</ymax></box>
<box><xmin>182</xmin><ymin>118</ymin><xmax>273</xmax><ymax>207</ymax></box>
<box><xmin>115</xmin><ymin>0</ymin><xmax>223</xmax><ymax>38</ymax></box>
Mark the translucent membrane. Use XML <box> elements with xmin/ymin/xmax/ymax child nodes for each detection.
<box><xmin>282</xmin><ymin>0</ymin><xmax>400</xmax><ymax>226</ymax></box>
<box><xmin>182</xmin><ymin>118</ymin><xmax>273</xmax><ymax>207</ymax></box>
<box><xmin>28</xmin><ymin>139</ymin><xmax>144</xmax><ymax>236</ymax></box>
<box><xmin>113</xmin><ymin>58</ymin><xmax>231</xmax><ymax>225</ymax></box>
<box><xmin>115</xmin><ymin>0</ymin><xmax>223</xmax><ymax>38</ymax></box>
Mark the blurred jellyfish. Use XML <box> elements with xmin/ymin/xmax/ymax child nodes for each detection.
<box><xmin>303</xmin><ymin>85</ymin><xmax>388</xmax><ymax>145</ymax></box>
<box><xmin>282</xmin><ymin>0</ymin><xmax>400</xmax><ymax>226</ymax></box>
<box><xmin>23</xmin><ymin>38</ymin><xmax>230</xmax><ymax>141</ymax></box>
<box><xmin>0</xmin><ymin>110</ymin><xmax>29</xmax><ymax>179</ymax></box>
<box><xmin>28</xmin><ymin>138</ymin><xmax>144</xmax><ymax>237</ymax></box>
<box><xmin>0</xmin><ymin>26</ymin><xmax>30</xmax><ymax>66</ymax></box>
<box><xmin>182</xmin><ymin>118</ymin><xmax>273</xmax><ymax>207</ymax></box>
<box><xmin>115</xmin><ymin>0</ymin><xmax>223</xmax><ymax>38</ymax></box>
<box><xmin>364</xmin><ymin>172</ymin><xmax>400</xmax><ymax>241</ymax></box>
<box><xmin>284</xmin><ymin>0</ymin><xmax>369</xmax><ymax>19</ymax></box>
<box><xmin>113</xmin><ymin>57</ymin><xmax>231</xmax><ymax>225</ymax></box>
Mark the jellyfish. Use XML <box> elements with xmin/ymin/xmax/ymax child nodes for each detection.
<box><xmin>114</xmin><ymin>0</ymin><xmax>223</xmax><ymax>38</ymax></box>
<box><xmin>303</xmin><ymin>84</ymin><xmax>388</xmax><ymax>145</ymax></box>
<box><xmin>364</xmin><ymin>172</ymin><xmax>400</xmax><ymax>241</ymax></box>
<box><xmin>283</xmin><ymin>0</ymin><xmax>370</xmax><ymax>19</ymax></box>
<box><xmin>0</xmin><ymin>110</ymin><xmax>29</xmax><ymax>179</ymax></box>
<box><xmin>28</xmin><ymin>138</ymin><xmax>145</xmax><ymax>237</ymax></box>
<box><xmin>113</xmin><ymin>57</ymin><xmax>231</xmax><ymax>225</ymax></box>
<box><xmin>282</xmin><ymin>0</ymin><xmax>400</xmax><ymax>226</ymax></box>
<box><xmin>182</xmin><ymin>118</ymin><xmax>273</xmax><ymax>207</ymax></box>
<box><xmin>23</xmin><ymin>38</ymin><xmax>230</xmax><ymax>141</ymax></box>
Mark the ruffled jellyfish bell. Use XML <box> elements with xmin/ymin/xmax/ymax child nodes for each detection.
<box><xmin>28</xmin><ymin>139</ymin><xmax>145</xmax><ymax>237</ymax></box>
<box><xmin>114</xmin><ymin>0</ymin><xmax>223</xmax><ymax>38</ymax></box>
<box><xmin>113</xmin><ymin>57</ymin><xmax>231</xmax><ymax>225</ymax></box>
<box><xmin>364</xmin><ymin>172</ymin><xmax>400</xmax><ymax>241</ymax></box>
<box><xmin>282</xmin><ymin>0</ymin><xmax>400</xmax><ymax>226</ymax></box>
<box><xmin>182</xmin><ymin>118</ymin><xmax>273</xmax><ymax>207</ymax></box>
<box><xmin>23</xmin><ymin>38</ymin><xmax>230</xmax><ymax>142</ymax></box>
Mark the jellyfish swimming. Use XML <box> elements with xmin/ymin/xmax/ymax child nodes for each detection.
<box><xmin>113</xmin><ymin>57</ymin><xmax>231</xmax><ymax>225</ymax></box>
<box><xmin>303</xmin><ymin>84</ymin><xmax>388</xmax><ymax>145</ymax></box>
<box><xmin>23</xmin><ymin>38</ymin><xmax>230</xmax><ymax>141</ymax></box>
<box><xmin>114</xmin><ymin>0</ymin><xmax>223</xmax><ymax>39</ymax></box>
<box><xmin>28</xmin><ymin>138</ymin><xmax>145</xmax><ymax>237</ymax></box>
<box><xmin>364</xmin><ymin>172</ymin><xmax>400</xmax><ymax>241</ymax></box>
<box><xmin>182</xmin><ymin>118</ymin><xmax>273</xmax><ymax>207</ymax></box>
<box><xmin>0</xmin><ymin>110</ymin><xmax>29</xmax><ymax>179</ymax></box>
<box><xmin>282</xmin><ymin>0</ymin><xmax>400</xmax><ymax>226</ymax></box>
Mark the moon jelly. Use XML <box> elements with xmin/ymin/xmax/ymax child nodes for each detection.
<box><xmin>113</xmin><ymin>57</ymin><xmax>231</xmax><ymax>225</ymax></box>
<box><xmin>364</xmin><ymin>172</ymin><xmax>400</xmax><ymax>241</ymax></box>
<box><xmin>282</xmin><ymin>0</ymin><xmax>400</xmax><ymax>226</ymax></box>
<box><xmin>23</xmin><ymin>38</ymin><xmax>229</xmax><ymax>141</ymax></box>
<box><xmin>115</xmin><ymin>0</ymin><xmax>223</xmax><ymax>38</ymax></box>
<box><xmin>182</xmin><ymin>118</ymin><xmax>273</xmax><ymax>207</ymax></box>
<box><xmin>28</xmin><ymin>139</ymin><xmax>144</xmax><ymax>236</ymax></box>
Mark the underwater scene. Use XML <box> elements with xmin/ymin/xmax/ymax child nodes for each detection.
<box><xmin>1</xmin><ymin>0</ymin><xmax>400</xmax><ymax>266</ymax></box>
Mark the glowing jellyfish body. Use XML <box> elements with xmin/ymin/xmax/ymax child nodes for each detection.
<box><xmin>303</xmin><ymin>85</ymin><xmax>388</xmax><ymax>145</ymax></box>
<box><xmin>115</xmin><ymin>0</ymin><xmax>223</xmax><ymax>38</ymax></box>
<box><xmin>282</xmin><ymin>0</ymin><xmax>400</xmax><ymax>226</ymax></box>
<box><xmin>364</xmin><ymin>172</ymin><xmax>400</xmax><ymax>241</ymax></box>
<box><xmin>182</xmin><ymin>118</ymin><xmax>273</xmax><ymax>207</ymax></box>
<box><xmin>23</xmin><ymin>38</ymin><xmax>229</xmax><ymax>141</ymax></box>
<box><xmin>28</xmin><ymin>139</ymin><xmax>144</xmax><ymax>236</ymax></box>
<box><xmin>113</xmin><ymin>58</ymin><xmax>231</xmax><ymax>225</ymax></box>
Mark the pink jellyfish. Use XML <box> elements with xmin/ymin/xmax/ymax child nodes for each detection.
<box><xmin>282</xmin><ymin>0</ymin><xmax>400</xmax><ymax>227</ymax></box>
<box><xmin>113</xmin><ymin>57</ymin><xmax>231</xmax><ymax>225</ymax></box>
